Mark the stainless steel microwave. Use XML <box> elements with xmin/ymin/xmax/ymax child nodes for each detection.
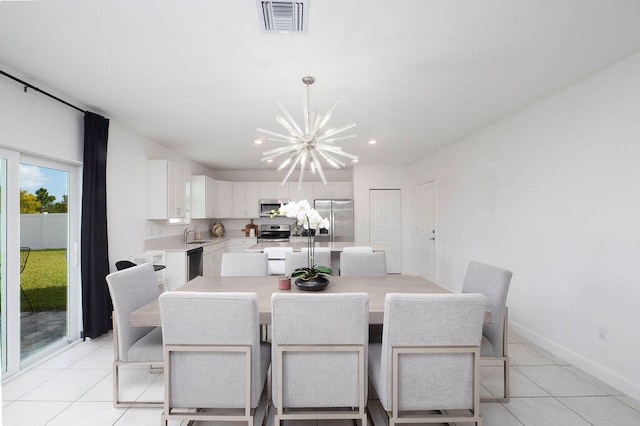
<box><xmin>259</xmin><ymin>199</ymin><xmax>289</xmax><ymax>217</ymax></box>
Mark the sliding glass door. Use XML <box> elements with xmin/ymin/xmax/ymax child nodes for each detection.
<box><xmin>1</xmin><ymin>150</ymin><xmax>80</xmax><ymax>377</ymax></box>
<box><xmin>1</xmin><ymin>156</ymin><xmax>7</xmax><ymax>373</ymax></box>
<box><xmin>19</xmin><ymin>161</ymin><xmax>74</xmax><ymax>360</ymax></box>
<box><xmin>0</xmin><ymin>148</ymin><xmax>20</xmax><ymax>375</ymax></box>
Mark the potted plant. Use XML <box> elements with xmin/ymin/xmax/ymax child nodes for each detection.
<box><xmin>271</xmin><ymin>200</ymin><xmax>332</xmax><ymax>290</ymax></box>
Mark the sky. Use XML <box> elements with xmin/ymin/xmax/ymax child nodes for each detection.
<box><xmin>19</xmin><ymin>163</ymin><xmax>68</xmax><ymax>201</ymax></box>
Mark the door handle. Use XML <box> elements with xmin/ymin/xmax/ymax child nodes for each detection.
<box><xmin>429</xmin><ymin>237</ymin><xmax>435</xmax><ymax>241</ymax></box>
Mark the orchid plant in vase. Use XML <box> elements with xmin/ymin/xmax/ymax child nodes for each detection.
<box><xmin>271</xmin><ymin>200</ymin><xmax>332</xmax><ymax>284</ymax></box>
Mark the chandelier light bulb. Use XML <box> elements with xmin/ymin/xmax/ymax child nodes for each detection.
<box><xmin>258</xmin><ymin>76</ymin><xmax>358</xmax><ymax>188</ymax></box>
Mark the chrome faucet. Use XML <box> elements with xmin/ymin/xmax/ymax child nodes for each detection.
<box><xmin>183</xmin><ymin>228</ymin><xmax>197</xmax><ymax>244</ymax></box>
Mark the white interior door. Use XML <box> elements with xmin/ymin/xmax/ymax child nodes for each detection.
<box><xmin>417</xmin><ymin>181</ymin><xmax>437</xmax><ymax>281</ymax></box>
<box><xmin>369</xmin><ymin>189</ymin><xmax>401</xmax><ymax>273</ymax></box>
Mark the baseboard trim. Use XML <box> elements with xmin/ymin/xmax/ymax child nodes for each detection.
<box><xmin>509</xmin><ymin>320</ymin><xmax>640</xmax><ymax>402</ymax></box>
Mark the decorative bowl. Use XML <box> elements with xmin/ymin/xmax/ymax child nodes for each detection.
<box><xmin>295</xmin><ymin>276</ymin><xmax>330</xmax><ymax>291</ymax></box>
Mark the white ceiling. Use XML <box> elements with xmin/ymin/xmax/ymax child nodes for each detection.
<box><xmin>1</xmin><ymin>0</ymin><xmax>640</xmax><ymax>171</ymax></box>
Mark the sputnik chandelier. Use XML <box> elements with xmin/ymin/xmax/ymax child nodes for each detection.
<box><xmin>258</xmin><ymin>76</ymin><xmax>358</xmax><ymax>188</ymax></box>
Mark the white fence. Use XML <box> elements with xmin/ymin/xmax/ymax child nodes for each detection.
<box><xmin>20</xmin><ymin>213</ymin><xmax>68</xmax><ymax>250</ymax></box>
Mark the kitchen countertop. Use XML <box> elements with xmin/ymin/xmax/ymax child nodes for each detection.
<box><xmin>145</xmin><ymin>236</ymin><xmax>256</xmax><ymax>252</ymax></box>
<box><xmin>246</xmin><ymin>241</ymin><xmax>385</xmax><ymax>252</ymax></box>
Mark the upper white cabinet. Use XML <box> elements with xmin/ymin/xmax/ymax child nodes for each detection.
<box><xmin>247</xmin><ymin>181</ymin><xmax>290</xmax><ymax>200</ymax></box>
<box><xmin>245</xmin><ymin>182</ymin><xmax>265</xmax><ymax>218</ymax></box>
<box><xmin>146</xmin><ymin>160</ymin><xmax>187</xmax><ymax>219</ymax></box>
<box><xmin>329</xmin><ymin>181</ymin><xmax>353</xmax><ymax>199</ymax></box>
<box><xmin>191</xmin><ymin>175</ymin><xmax>218</xmax><ymax>218</ymax></box>
<box><xmin>313</xmin><ymin>182</ymin><xmax>332</xmax><ymax>200</ymax></box>
<box><xmin>232</xmin><ymin>182</ymin><xmax>250</xmax><ymax>218</ymax></box>
<box><xmin>273</xmin><ymin>182</ymin><xmax>290</xmax><ymax>198</ymax></box>
<box><xmin>288</xmin><ymin>181</ymin><xmax>353</xmax><ymax>202</ymax></box>
<box><xmin>216</xmin><ymin>181</ymin><xmax>259</xmax><ymax>218</ymax></box>
<box><xmin>288</xmin><ymin>182</ymin><xmax>314</xmax><ymax>202</ymax></box>
<box><xmin>210</xmin><ymin>179</ymin><xmax>352</xmax><ymax>218</ymax></box>
<box><xmin>217</xmin><ymin>180</ymin><xmax>233</xmax><ymax>218</ymax></box>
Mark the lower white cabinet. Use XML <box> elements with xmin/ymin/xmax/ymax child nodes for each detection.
<box><xmin>227</xmin><ymin>237</ymin><xmax>257</xmax><ymax>253</ymax></box>
<box><xmin>165</xmin><ymin>251</ymin><xmax>188</xmax><ymax>290</ymax></box>
<box><xmin>203</xmin><ymin>247</ymin><xmax>215</xmax><ymax>277</ymax></box>
<box><xmin>212</xmin><ymin>246</ymin><xmax>226</xmax><ymax>277</ymax></box>
<box><xmin>203</xmin><ymin>242</ymin><xmax>228</xmax><ymax>277</ymax></box>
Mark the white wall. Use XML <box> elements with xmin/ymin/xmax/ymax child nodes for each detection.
<box><xmin>0</xmin><ymin>66</ymin><xmax>217</xmax><ymax>272</ymax></box>
<box><xmin>0</xmin><ymin>71</ymin><xmax>83</xmax><ymax>162</ymax></box>
<box><xmin>105</xmin><ymin>122</ymin><xmax>216</xmax><ymax>269</ymax></box>
<box><xmin>410</xmin><ymin>52</ymin><xmax>640</xmax><ymax>399</ymax></box>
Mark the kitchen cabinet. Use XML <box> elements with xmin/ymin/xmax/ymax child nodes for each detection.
<box><xmin>227</xmin><ymin>237</ymin><xmax>257</xmax><ymax>253</ymax></box>
<box><xmin>202</xmin><ymin>245</ymin><xmax>215</xmax><ymax>277</ymax></box>
<box><xmin>164</xmin><ymin>251</ymin><xmax>187</xmax><ymax>290</ymax></box>
<box><xmin>244</xmin><ymin>182</ymin><xmax>265</xmax><ymax>218</ymax></box>
<box><xmin>215</xmin><ymin>179</ymin><xmax>352</xmax><ymax>218</ymax></box>
<box><xmin>313</xmin><ymin>181</ymin><xmax>353</xmax><ymax>200</ymax></box>
<box><xmin>217</xmin><ymin>181</ymin><xmax>255</xmax><ymax>218</ymax></box>
<box><xmin>287</xmin><ymin>181</ymin><xmax>353</xmax><ymax>202</ymax></box>
<box><xmin>203</xmin><ymin>242</ymin><xmax>227</xmax><ymax>277</ymax></box>
<box><xmin>216</xmin><ymin>180</ymin><xmax>233</xmax><ymax>218</ymax></box>
<box><xmin>146</xmin><ymin>160</ymin><xmax>187</xmax><ymax>219</ymax></box>
<box><xmin>313</xmin><ymin>182</ymin><xmax>332</xmax><ymax>199</ymax></box>
<box><xmin>329</xmin><ymin>181</ymin><xmax>353</xmax><ymax>199</ymax></box>
<box><xmin>288</xmin><ymin>182</ymin><xmax>313</xmax><ymax>202</ymax></box>
<box><xmin>232</xmin><ymin>182</ymin><xmax>248</xmax><ymax>217</ymax></box>
<box><xmin>248</xmin><ymin>181</ymin><xmax>290</xmax><ymax>199</ymax></box>
<box><xmin>212</xmin><ymin>245</ymin><xmax>227</xmax><ymax>276</ymax></box>
<box><xmin>191</xmin><ymin>175</ymin><xmax>218</xmax><ymax>218</ymax></box>
<box><xmin>273</xmin><ymin>182</ymin><xmax>290</xmax><ymax>198</ymax></box>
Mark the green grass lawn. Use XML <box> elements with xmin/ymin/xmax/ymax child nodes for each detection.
<box><xmin>20</xmin><ymin>249</ymin><xmax>67</xmax><ymax>312</ymax></box>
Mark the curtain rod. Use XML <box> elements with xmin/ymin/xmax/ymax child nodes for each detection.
<box><xmin>0</xmin><ymin>68</ymin><xmax>86</xmax><ymax>114</ymax></box>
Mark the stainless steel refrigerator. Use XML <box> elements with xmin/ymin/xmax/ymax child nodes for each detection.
<box><xmin>314</xmin><ymin>199</ymin><xmax>354</xmax><ymax>243</ymax></box>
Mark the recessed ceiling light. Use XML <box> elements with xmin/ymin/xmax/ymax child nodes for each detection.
<box><xmin>254</xmin><ymin>139</ymin><xmax>263</xmax><ymax>145</ymax></box>
<box><xmin>368</xmin><ymin>139</ymin><xmax>377</xmax><ymax>145</ymax></box>
<box><xmin>267</xmin><ymin>159</ymin><xmax>273</xmax><ymax>163</ymax></box>
<box><xmin>352</xmin><ymin>159</ymin><xmax>358</xmax><ymax>163</ymax></box>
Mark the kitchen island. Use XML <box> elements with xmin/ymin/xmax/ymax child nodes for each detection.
<box><xmin>247</xmin><ymin>242</ymin><xmax>385</xmax><ymax>273</ymax></box>
<box><xmin>246</xmin><ymin>241</ymin><xmax>385</xmax><ymax>252</ymax></box>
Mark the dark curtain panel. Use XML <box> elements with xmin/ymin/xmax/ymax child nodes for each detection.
<box><xmin>81</xmin><ymin>111</ymin><xmax>112</xmax><ymax>339</ymax></box>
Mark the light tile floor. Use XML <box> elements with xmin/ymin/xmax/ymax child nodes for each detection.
<box><xmin>2</xmin><ymin>331</ymin><xmax>640</xmax><ymax>425</ymax></box>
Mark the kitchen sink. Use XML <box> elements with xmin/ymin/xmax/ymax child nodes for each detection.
<box><xmin>186</xmin><ymin>240</ymin><xmax>211</xmax><ymax>244</ymax></box>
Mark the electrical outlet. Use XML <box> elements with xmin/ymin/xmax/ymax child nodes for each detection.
<box><xmin>598</xmin><ymin>325</ymin><xmax>608</xmax><ymax>342</ymax></box>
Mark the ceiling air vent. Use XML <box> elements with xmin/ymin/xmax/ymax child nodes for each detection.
<box><xmin>258</xmin><ymin>1</ymin><xmax>308</xmax><ymax>33</ymax></box>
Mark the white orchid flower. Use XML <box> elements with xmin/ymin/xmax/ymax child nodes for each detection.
<box><xmin>278</xmin><ymin>200</ymin><xmax>299</xmax><ymax>218</ymax></box>
<box><xmin>281</xmin><ymin>200</ymin><xmax>333</xmax><ymax>280</ymax></box>
<box><xmin>306</xmin><ymin>209</ymin><xmax>324</xmax><ymax>229</ymax></box>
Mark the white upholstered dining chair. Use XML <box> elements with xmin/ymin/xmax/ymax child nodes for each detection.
<box><xmin>342</xmin><ymin>246</ymin><xmax>373</xmax><ymax>252</ymax></box>
<box><xmin>105</xmin><ymin>263</ymin><xmax>163</xmax><ymax>407</ymax></box>
<box><xmin>462</xmin><ymin>260</ymin><xmax>513</xmax><ymax>401</ymax></box>
<box><xmin>369</xmin><ymin>293</ymin><xmax>487</xmax><ymax>425</ymax></box>
<box><xmin>263</xmin><ymin>246</ymin><xmax>293</xmax><ymax>275</ymax></box>
<box><xmin>340</xmin><ymin>251</ymin><xmax>387</xmax><ymax>276</ymax></box>
<box><xmin>159</xmin><ymin>291</ymin><xmax>270</xmax><ymax>425</ymax></box>
<box><xmin>220</xmin><ymin>252</ymin><xmax>268</xmax><ymax>276</ymax></box>
<box><xmin>271</xmin><ymin>293</ymin><xmax>369</xmax><ymax>425</ymax></box>
<box><xmin>284</xmin><ymin>250</ymin><xmax>331</xmax><ymax>275</ymax></box>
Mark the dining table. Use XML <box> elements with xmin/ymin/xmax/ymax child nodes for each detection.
<box><xmin>130</xmin><ymin>274</ymin><xmax>491</xmax><ymax>327</ymax></box>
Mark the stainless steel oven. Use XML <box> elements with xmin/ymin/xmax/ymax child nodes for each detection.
<box><xmin>257</xmin><ymin>224</ymin><xmax>290</xmax><ymax>242</ymax></box>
